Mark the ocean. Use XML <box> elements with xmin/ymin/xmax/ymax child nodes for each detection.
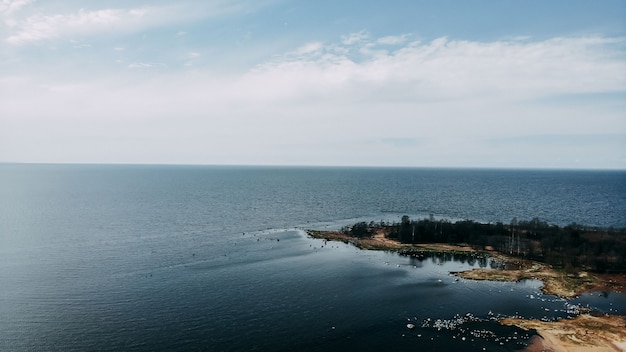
<box><xmin>1</xmin><ymin>164</ymin><xmax>625</xmax><ymax>351</ymax></box>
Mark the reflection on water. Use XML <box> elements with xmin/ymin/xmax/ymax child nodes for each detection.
<box><xmin>404</xmin><ymin>251</ymin><xmax>508</xmax><ymax>270</ymax></box>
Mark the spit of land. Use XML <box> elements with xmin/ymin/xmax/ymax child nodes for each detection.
<box><xmin>307</xmin><ymin>229</ymin><xmax>626</xmax><ymax>352</ymax></box>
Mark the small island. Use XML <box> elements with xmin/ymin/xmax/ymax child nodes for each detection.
<box><xmin>307</xmin><ymin>216</ymin><xmax>626</xmax><ymax>352</ymax></box>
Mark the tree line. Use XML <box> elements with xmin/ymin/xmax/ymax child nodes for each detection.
<box><xmin>341</xmin><ymin>216</ymin><xmax>626</xmax><ymax>273</ymax></box>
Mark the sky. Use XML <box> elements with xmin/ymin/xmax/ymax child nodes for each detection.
<box><xmin>1</xmin><ymin>0</ymin><xmax>625</xmax><ymax>169</ymax></box>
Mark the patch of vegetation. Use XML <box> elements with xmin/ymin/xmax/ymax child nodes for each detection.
<box><xmin>341</xmin><ymin>216</ymin><xmax>626</xmax><ymax>273</ymax></box>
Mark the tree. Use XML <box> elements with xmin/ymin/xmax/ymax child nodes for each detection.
<box><xmin>399</xmin><ymin>215</ymin><xmax>412</xmax><ymax>243</ymax></box>
<box><xmin>351</xmin><ymin>222</ymin><xmax>371</xmax><ymax>238</ymax></box>
<box><xmin>510</xmin><ymin>217</ymin><xmax>518</xmax><ymax>255</ymax></box>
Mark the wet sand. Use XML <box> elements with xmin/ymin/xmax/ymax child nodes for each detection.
<box><xmin>523</xmin><ymin>335</ymin><xmax>555</xmax><ymax>352</ymax></box>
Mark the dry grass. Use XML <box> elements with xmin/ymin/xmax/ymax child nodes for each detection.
<box><xmin>455</xmin><ymin>265</ymin><xmax>604</xmax><ymax>299</ymax></box>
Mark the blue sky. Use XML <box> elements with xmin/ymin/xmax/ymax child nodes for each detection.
<box><xmin>1</xmin><ymin>0</ymin><xmax>625</xmax><ymax>168</ymax></box>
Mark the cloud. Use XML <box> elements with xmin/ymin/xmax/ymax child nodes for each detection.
<box><xmin>2</xmin><ymin>0</ymin><xmax>270</xmax><ymax>45</ymax></box>
<box><xmin>6</xmin><ymin>7</ymin><xmax>150</xmax><ymax>44</ymax></box>
<box><xmin>1</xmin><ymin>33</ymin><xmax>625</xmax><ymax>167</ymax></box>
<box><xmin>377</xmin><ymin>34</ymin><xmax>411</xmax><ymax>45</ymax></box>
<box><xmin>341</xmin><ymin>30</ymin><xmax>369</xmax><ymax>45</ymax></box>
<box><xmin>127</xmin><ymin>62</ymin><xmax>166</xmax><ymax>69</ymax></box>
<box><xmin>240</xmin><ymin>35</ymin><xmax>626</xmax><ymax>105</ymax></box>
<box><xmin>295</xmin><ymin>42</ymin><xmax>324</xmax><ymax>55</ymax></box>
<box><xmin>0</xmin><ymin>0</ymin><xmax>32</xmax><ymax>15</ymax></box>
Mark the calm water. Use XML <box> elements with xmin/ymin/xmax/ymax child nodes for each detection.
<box><xmin>1</xmin><ymin>164</ymin><xmax>625</xmax><ymax>351</ymax></box>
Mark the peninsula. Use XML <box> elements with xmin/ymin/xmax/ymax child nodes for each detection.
<box><xmin>307</xmin><ymin>216</ymin><xmax>626</xmax><ymax>352</ymax></box>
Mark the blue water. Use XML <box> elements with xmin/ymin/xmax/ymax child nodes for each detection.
<box><xmin>1</xmin><ymin>164</ymin><xmax>625</xmax><ymax>351</ymax></box>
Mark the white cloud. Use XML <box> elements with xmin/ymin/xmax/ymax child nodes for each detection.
<box><xmin>241</xmin><ymin>35</ymin><xmax>626</xmax><ymax>105</ymax></box>
<box><xmin>184</xmin><ymin>52</ymin><xmax>201</xmax><ymax>67</ymax></box>
<box><xmin>341</xmin><ymin>30</ymin><xmax>369</xmax><ymax>45</ymax></box>
<box><xmin>6</xmin><ymin>7</ymin><xmax>150</xmax><ymax>44</ymax></box>
<box><xmin>1</xmin><ymin>34</ymin><xmax>625</xmax><ymax>167</ymax></box>
<box><xmin>377</xmin><ymin>34</ymin><xmax>411</xmax><ymax>45</ymax></box>
<box><xmin>0</xmin><ymin>0</ymin><xmax>32</xmax><ymax>15</ymax></box>
<box><xmin>2</xmin><ymin>1</ymin><xmax>267</xmax><ymax>45</ymax></box>
<box><xmin>295</xmin><ymin>42</ymin><xmax>323</xmax><ymax>55</ymax></box>
<box><xmin>127</xmin><ymin>62</ymin><xmax>165</xmax><ymax>69</ymax></box>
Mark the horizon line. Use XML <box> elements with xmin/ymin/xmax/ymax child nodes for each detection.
<box><xmin>2</xmin><ymin>161</ymin><xmax>625</xmax><ymax>172</ymax></box>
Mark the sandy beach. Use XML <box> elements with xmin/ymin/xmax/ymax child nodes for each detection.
<box><xmin>501</xmin><ymin>314</ymin><xmax>626</xmax><ymax>352</ymax></box>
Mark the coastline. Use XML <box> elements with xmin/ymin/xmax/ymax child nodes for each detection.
<box><xmin>306</xmin><ymin>229</ymin><xmax>626</xmax><ymax>298</ymax></box>
<box><xmin>307</xmin><ymin>229</ymin><xmax>626</xmax><ymax>351</ymax></box>
<box><xmin>501</xmin><ymin>314</ymin><xmax>626</xmax><ymax>352</ymax></box>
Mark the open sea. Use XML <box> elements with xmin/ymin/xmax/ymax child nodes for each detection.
<box><xmin>1</xmin><ymin>164</ymin><xmax>625</xmax><ymax>351</ymax></box>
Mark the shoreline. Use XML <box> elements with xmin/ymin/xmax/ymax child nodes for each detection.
<box><xmin>307</xmin><ymin>229</ymin><xmax>626</xmax><ymax>352</ymax></box>
<box><xmin>501</xmin><ymin>314</ymin><xmax>626</xmax><ymax>352</ymax></box>
<box><xmin>306</xmin><ymin>229</ymin><xmax>626</xmax><ymax>298</ymax></box>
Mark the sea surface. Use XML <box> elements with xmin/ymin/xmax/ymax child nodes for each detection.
<box><xmin>1</xmin><ymin>164</ymin><xmax>625</xmax><ymax>351</ymax></box>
